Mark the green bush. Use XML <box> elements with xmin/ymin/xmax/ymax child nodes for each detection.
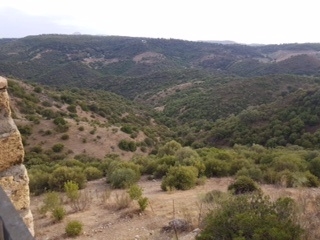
<box><xmin>39</xmin><ymin>191</ymin><xmax>61</xmax><ymax>214</ymax></box>
<box><xmin>49</xmin><ymin>166</ymin><xmax>86</xmax><ymax>191</ymax></box>
<box><xmin>138</xmin><ymin>197</ymin><xmax>149</xmax><ymax>211</ymax></box>
<box><xmin>65</xmin><ymin>220</ymin><xmax>83</xmax><ymax>237</ymax></box>
<box><xmin>128</xmin><ymin>184</ymin><xmax>143</xmax><ymax>200</ymax></box>
<box><xmin>204</xmin><ymin>159</ymin><xmax>230</xmax><ymax>177</ymax></box>
<box><xmin>197</xmin><ymin>193</ymin><xmax>303</xmax><ymax>240</ymax></box>
<box><xmin>64</xmin><ymin>181</ymin><xmax>80</xmax><ymax>201</ymax></box>
<box><xmin>228</xmin><ymin>176</ymin><xmax>260</xmax><ymax>195</ymax></box>
<box><xmin>53</xmin><ymin>117</ymin><xmax>67</xmax><ymax>125</ymax></box>
<box><xmin>29</xmin><ymin>169</ymin><xmax>50</xmax><ymax>195</ymax></box>
<box><xmin>118</xmin><ymin>139</ymin><xmax>137</xmax><ymax>152</ymax></box>
<box><xmin>84</xmin><ymin>167</ymin><xmax>103</xmax><ymax>181</ymax></box>
<box><xmin>161</xmin><ymin>166</ymin><xmax>198</xmax><ymax>191</ymax></box>
<box><xmin>109</xmin><ymin>168</ymin><xmax>140</xmax><ymax>189</ymax></box>
<box><xmin>52</xmin><ymin>206</ymin><xmax>66</xmax><ymax>222</ymax></box>
<box><xmin>52</xmin><ymin>143</ymin><xmax>64</xmax><ymax>153</ymax></box>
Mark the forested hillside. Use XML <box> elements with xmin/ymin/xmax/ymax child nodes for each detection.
<box><xmin>2</xmin><ymin>34</ymin><xmax>320</xmax><ymax>150</ymax></box>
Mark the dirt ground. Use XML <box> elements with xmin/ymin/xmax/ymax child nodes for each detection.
<box><xmin>30</xmin><ymin>177</ymin><xmax>320</xmax><ymax>240</ymax></box>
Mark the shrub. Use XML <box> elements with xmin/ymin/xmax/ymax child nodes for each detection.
<box><xmin>114</xmin><ymin>192</ymin><xmax>131</xmax><ymax>210</ymax></box>
<box><xmin>120</xmin><ymin>125</ymin><xmax>133</xmax><ymax>134</ymax></box>
<box><xmin>204</xmin><ymin>159</ymin><xmax>229</xmax><ymax>177</ymax></box>
<box><xmin>60</xmin><ymin>134</ymin><xmax>69</xmax><ymax>140</ymax></box>
<box><xmin>197</xmin><ymin>193</ymin><xmax>302</xmax><ymax>240</ymax></box>
<box><xmin>84</xmin><ymin>167</ymin><xmax>103</xmax><ymax>181</ymax></box>
<box><xmin>53</xmin><ymin>117</ymin><xmax>67</xmax><ymax>125</ymax></box>
<box><xmin>52</xmin><ymin>206</ymin><xmax>66</xmax><ymax>222</ymax></box>
<box><xmin>29</xmin><ymin>169</ymin><xmax>50</xmax><ymax>195</ymax></box>
<box><xmin>64</xmin><ymin>181</ymin><xmax>80</xmax><ymax>201</ymax></box>
<box><xmin>65</xmin><ymin>220</ymin><xmax>83</xmax><ymax>237</ymax></box>
<box><xmin>138</xmin><ymin>197</ymin><xmax>149</xmax><ymax>211</ymax></box>
<box><xmin>161</xmin><ymin>166</ymin><xmax>198</xmax><ymax>191</ymax></box>
<box><xmin>118</xmin><ymin>139</ymin><xmax>137</xmax><ymax>152</ymax></box>
<box><xmin>128</xmin><ymin>184</ymin><xmax>143</xmax><ymax>200</ymax></box>
<box><xmin>52</xmin><ymin>143</ymin><xmax>64</xmax><ymax>153</ymax></box>
<box><xmin>49</xmin><ymin>166</ymin><xmax>86</xmax><ymax>191</ymax></box>
<box><xmin>109</xmin><ymin>168</ymin><xmax>140</xmax><ymax>189</ymax></box>
<box><xmin>228</xmin><ymin>176</ymin><xmax>260</xmax><ymax>195</ymax></box>
<box><xmin>39</xmin><ymin>192</ymin><xmax>61</xmax><ymax>214</ymax></box>
<box><xmin>78</xmin><ymin>126</ymin><xmax>84</xmax><ymax>131</ymax></box>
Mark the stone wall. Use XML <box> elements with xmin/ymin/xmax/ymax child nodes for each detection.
<box><xmin>0</xmin><ymin>76</ymin><xmax>34</xmax><ymax>236</ymax></box>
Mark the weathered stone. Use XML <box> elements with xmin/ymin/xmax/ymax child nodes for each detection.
<box><xmin>20</xmin><ymin>209</ymin><xmax>35</xmax><ymax>236</ymax></box>
<box><xmin>0</xmin><ymin>77</ymin><xmax>34</xmax><ymax>236</ymax></box>
<box><xmin>0</xmin><ymin>131</ymin><xmax>24</xmax><ymax>172</ymax></box>
<box><xmin>0</xmin><ymin>76</ymin><xmax>7</xmax><ymax>89</ymax></box>
<box><xmin>0</xmin><ymin>164</ymin><xmax>30</xmax><ymax>210</ymax></box>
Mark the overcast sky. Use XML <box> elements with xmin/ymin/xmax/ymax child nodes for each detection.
<box><xmin>0</xmin><ymin>0</ymin><xmax>319</xmax><ymax>44</ymax></box>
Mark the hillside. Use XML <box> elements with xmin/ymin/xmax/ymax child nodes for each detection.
<box><xmin>7</xmin><ymin>79</ymin><xmax>172</xmax><ymax>161</ymax></box>
<box><xmin>2</xmin><ymin>35</ymin><xmax>320</xmax><ymax>150</ymax></box>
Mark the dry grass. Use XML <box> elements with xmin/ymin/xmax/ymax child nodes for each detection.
<box><xmin>31</xmin><ymin>177</ymin><xmax>320</xmax><ymax>240</ymax></box>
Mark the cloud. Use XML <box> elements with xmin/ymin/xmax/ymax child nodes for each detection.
<box><xmin>0</xmin><ymin>8</ymin><xmax>84</xmax><ymax>38</ymax></box>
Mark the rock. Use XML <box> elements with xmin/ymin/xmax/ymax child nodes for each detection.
<box><xmin>0</xmin><ymin>76</ymin><xmax>34</xmax><ymax>235</ymax></box>
<box><xmin>0</xmin><ymin>76</ymin><xmax>7</xmax><ymax>89</ymax></box>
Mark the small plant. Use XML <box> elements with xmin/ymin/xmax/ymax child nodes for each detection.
<box><xmin>52</xmin><ymin>206</ymin><xmax>66</xmax><ymax>222</ymax></box>
<box><xmin>138</xmin><ymin>197</ymin><xmax>149</xmax><ymax>211</ymax></box>
<box><xmin>52</xmin><ymin>143</ymin><xmax>64</xmax><ymax>153</ymax></box>
<box><xmin>39</xmin><ymin>192</ymin><xmax>61</xmax><ymax>214</ymax></box>
<box><xmin>114</xmin><ymin>192</ymin><xmax>131</xmax><ymax>210</ymax></box>
<box><xmin>78</xmin><ymin>126</ymin><xmax>84</xmax><ymax>131</ymax></box>
<box><xmin>101</xmin><ymin>189</ymin><xmax>112</xmax><ymax>206</ymax></box>
<box><xmin>64</xmin><ymin>181</ymin><xmax>80</xmax><ymax>201</ymax></box>
<box><xmin>128</xmin><ymin>184</ymin><xmax>143</xmax><ymax>200</ymax></box>
<box><xmin>65</xmin><ymin>220</ymin><xmax>83</xmax><ymax>237</ymax></box>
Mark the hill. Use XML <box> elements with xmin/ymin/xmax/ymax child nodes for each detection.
<box><xmin>7</xmin><ymin>78</ymin><xmax>172</xmax><ymax>161</ymax></box>
<box><xmin>2</xmin><ymin>35</ymin><xmax>320</xmax><ymax>150</ymax></box>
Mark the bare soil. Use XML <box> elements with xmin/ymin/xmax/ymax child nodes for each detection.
<box><xmin>31</xmin><ymin>177</ymin><xmax>320</xmax><ymax>240</ymax></box>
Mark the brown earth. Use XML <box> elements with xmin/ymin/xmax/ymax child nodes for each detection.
<box><xmin>30</xmin><ymin>177</ymin><xmax>320</xmax><ymax>240</ymax></box>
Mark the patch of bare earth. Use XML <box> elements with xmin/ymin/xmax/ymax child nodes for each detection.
<box><xmin>31</xmin><ymin>177</ymin><xmax>320</xmax><ymax>240</ymax></box>
<box><xmin>17</xmin><ymin>104</ymin><xmax>148</xmax><ymax>160</ymax></box>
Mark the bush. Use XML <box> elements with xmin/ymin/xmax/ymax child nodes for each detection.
<box><xmin>52</xmin><ymin>206</ymin><xmax>66</xmax><ymax>222</ymax></box>
<box><xmin>39</xmin><ymin>192</ymin><xmax>61</xmax><ymax>214</ymax></box>
<box><xmin>228</xmin><ymin>176</ymin><xmax>260</xmax><ymax>195</ymax></box>
<box><xmin>84</xmin><ymin>167</ymin><xmax>103</xmax><ymax>181</ymax></box>
<box><xmin>161</xmin><ymin>166</ymin><xmax>198</xmax><ymax>191</ymax></box>
<box><xmin>128</xmin><ymin>184</ymin><xmax>143</xmax><ymax>200</ymax></box>
<box><xmin>197</xmin><ymin>193</ymin><xmax>303</xmax><ymax>240</ymax></box>
<box><xmin>60</xmin><ymin>134</ymin><xmax>69</xmax><ymax>140</ymax></box>
<box><xmin>52</xmin><ymin>143</ymin><xmax>64</xmax><ymax>153</ymax></box>
<box><xmin>64</xmin><ymin>181</ymin><xmax>80</xmax><ymax>201</ymax></box>
<box><xmin>65</xmin><ymin>220</ymin><xmax>83</xmax><ymax>237</ymax></box>
<box><xmin>49</xmin><ymin>166</ymin><xmax>86</xmax><ymax>191</ymax></box>
<box><xmin>118</xmin><ymin>139</ymin><xmax>137</xmax><ymax>152</ymax></box>
<box><xmin>138</xmin><ymin>197</ymin><xmax>149</xmax><ymax>211</ymax></box>
<box><xmin>29</xmin><ymin>169</ymin><xmax>50</xmax><ymax>195</ymax></box>
<box><xmin>204</xmin><ymin>159</ymin><xmax>230</xmax><ymax>177</ymax></box>
<box><xmin>109</xmin><ymin>168</ymin><xmax>140</xmax><ymax>189</ymax></box>
<box><xmin>114</xmin><ymin>192</ymin><xmax>131</xmax><ymax>210</ymax></box>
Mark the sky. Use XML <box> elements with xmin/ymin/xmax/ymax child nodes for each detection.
<box><xmin>0</xmin><ymin>0</ymin><xmax>319</xmax><ymax>45</ymax></box>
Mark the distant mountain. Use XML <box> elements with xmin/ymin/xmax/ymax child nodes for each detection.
<box><xmin>2</xmin><ymin>34</ymin><xmax>320</xmax><ymax>149</ymax></box>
